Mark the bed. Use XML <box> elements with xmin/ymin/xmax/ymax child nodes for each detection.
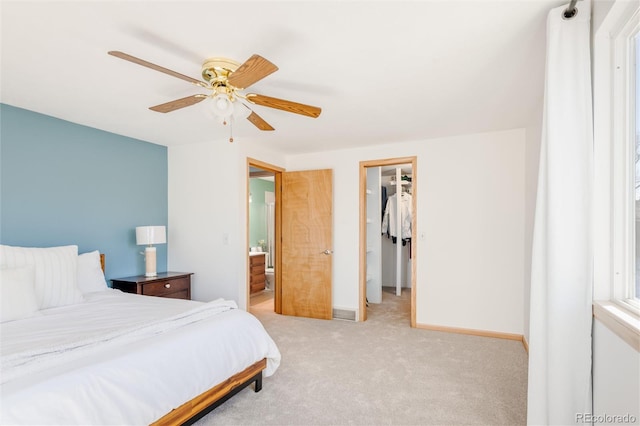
<box><xmin>0</xmin><ymin>245</ymin><xmax>281</xmax><ymax>425</ymax></box>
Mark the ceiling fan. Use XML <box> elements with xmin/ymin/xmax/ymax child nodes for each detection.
<box><xmin>108</xmin><ymin>51</ymin><xmax>321</xmax><ymax>139</ymax></box>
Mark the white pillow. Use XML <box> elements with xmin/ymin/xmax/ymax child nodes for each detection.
<box><xmin>0</xmin><ymin>245</ymin><xmax>83</xmax><ymax>309</ymax></box>
<box><xmin>77</xmin><ymin>250</ymin><xmax>108</xmax><ymax>294</ymax></box>
<box><xmin>0</xmin><ymin>267</ymin><xmax>40</xmax><ymax>322</ymax></box>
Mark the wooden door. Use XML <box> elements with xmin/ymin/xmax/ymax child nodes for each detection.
<box><xmin>281</xmin><ymin>169</ymin><xmax>333</xmax><ymax>319</ymax></box>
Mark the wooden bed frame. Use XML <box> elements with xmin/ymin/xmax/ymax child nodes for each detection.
<box><xmin>99</xmin><ymin>254</ymin><xmax>268</xmax><ymax>425</ymax></box>
<box><xmin>153</xmin><ymin>359</ymin><xmax>266</xmax><ymax>425</ymax></box>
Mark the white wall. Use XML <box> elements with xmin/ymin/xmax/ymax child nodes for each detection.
<box><xmin>169</xmin><ymin>129</ymin><xmax>526</xmax><ymax>335</ymax></box>
<box><xmin>168</xmin><ymin>138</ymin><xmax>286</xmax><ymax>308</ymax></box>
<box><xmin>592</xmin><ymin>320</ymin><xmax>640</xmax><ymax>421</ymax></box>
<box><xmin>286</xmin><ymin>128</ymin><xmax>526</xmax><ymax>335</ymax></box>
<box><xmin>524</xmin><ymin>112</ymin><xmax>543</xmax><ymax>344</ymax></box>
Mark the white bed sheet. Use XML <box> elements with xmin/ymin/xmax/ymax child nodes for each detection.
<box><xmin>0</xmin><ymin>289</ymin><xmax>281</xmax><ymax>425</ymax></box>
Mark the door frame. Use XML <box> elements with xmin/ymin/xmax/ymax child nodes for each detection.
<box><xmin>359</xmin><ymin>156</ymin><xmax>417</xmax><ymax>326</ymax></box>
<box><xmin>247</xmin><ymin>157</ymin><xmax>285</xmax><ymax>314</ymax></box>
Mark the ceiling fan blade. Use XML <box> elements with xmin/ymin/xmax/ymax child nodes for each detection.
<box><xmin>246</xmin><ymin>93</ymin><xmax>321</xmax><ymax>118</ymax></box>
<box><xmin>108</xmin><ymin>51</ymin><xmax>203</xmax><ymax>86</ymax></box>
<box><xmin>227</xmin><ymin>54</ymin><xmax>278</xmax><ymax>89</ymax></box>
<box><xmin>246</xmin><ymin>111</ymin><xmax>275</xmax><ymax>131</ymax></box>
<box><xmin>149</xmin><ymin>95</ymin><xmax>207</xmax><ymax>113</ymax></box>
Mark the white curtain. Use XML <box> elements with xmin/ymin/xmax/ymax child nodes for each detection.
<box><xmin>528</xmin><ymin>1</ymin><xmax>593</xmax><ymax>425</ymax></box>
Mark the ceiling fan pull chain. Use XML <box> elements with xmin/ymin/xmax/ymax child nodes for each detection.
<box><xmin>229</xmin><ymin>117</ymin><xmax>234</xmax><ymax>143</ymax></box>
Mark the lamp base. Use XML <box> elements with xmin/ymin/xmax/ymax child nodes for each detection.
<box><xmin>144</xmin><ymin>246</ymin><xmax>157</xmax><ymax>277</ymax></box>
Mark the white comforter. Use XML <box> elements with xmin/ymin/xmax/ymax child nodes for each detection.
<box><xmin>0</xmin><ymin>290</ymin><xmax>281</xmax><ymax>425</ymax></box>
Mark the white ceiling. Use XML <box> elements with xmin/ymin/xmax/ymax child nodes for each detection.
<box><xmin>0</xmin><ymin>0</ymin><xmax>564</xmax><ymax>155</ymax></box>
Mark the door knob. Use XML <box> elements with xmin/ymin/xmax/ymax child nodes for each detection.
<box><xmin>322</xmin><ymin>249</ymin><xmax>333</xmax><ymax>255</ymax></box>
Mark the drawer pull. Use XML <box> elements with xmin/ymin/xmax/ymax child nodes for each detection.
<box><xmin>164</xmin><ymin>283</ymin><xmax>171</xmax><ymax>289</ymax></box>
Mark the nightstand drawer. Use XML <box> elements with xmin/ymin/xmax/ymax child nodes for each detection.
<box><xmin>111</xmin><ymin>272</ymin><xmax>193</xmax><ymax>300</ymax></box>
<box><xmin>143</xmin><ymin>277</ymin><xmax>190</xmax><ymax>297</ymax></box>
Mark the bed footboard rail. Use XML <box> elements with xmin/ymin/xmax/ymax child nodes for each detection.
<box><xmin>152</xmin><ymin>358</ymin><xmax>267</xmax><ymax>426</ymax></box>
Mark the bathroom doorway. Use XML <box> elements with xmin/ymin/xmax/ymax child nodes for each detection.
<box><xmin>247</xmin><ymin>158</ymin><xmax>283</xmax><ymax>314</ymax></box>
<box><xmin>359</xmin><ymin>156</ymin><xmax>417</xmax><ymax>326</ymax></box>
<box><xmin>247</xmin><ymin>161</ymin><xmax>334</xmax><ymax>319</ymax></box>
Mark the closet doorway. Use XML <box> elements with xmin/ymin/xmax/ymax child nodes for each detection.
<box><xmin>247</xmin><ymin>158</ymin><xmax>283</xmax><ymax>314</ymax></box>
<box><xmin>359</xmin><ymin>157</ymin><xmax>417</xmax><ymax>326</ymax></box>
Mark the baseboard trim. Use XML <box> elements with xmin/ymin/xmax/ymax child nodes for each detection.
<box><xmin>417</xmin><ymin>323</ymin><xmax>527</xmax><ymax>351</ymax></box>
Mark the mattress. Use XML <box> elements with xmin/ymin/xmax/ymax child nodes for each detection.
<box><xmin>0</xmin><ymin>289</ymin><xmax>281</xmax><ymax>425</ymax></box>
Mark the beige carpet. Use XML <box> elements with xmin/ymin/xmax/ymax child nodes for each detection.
<box><xmin>196</xmin><ymin>288</ymin><xmax>528</xmax><ymax>425</ymax></box>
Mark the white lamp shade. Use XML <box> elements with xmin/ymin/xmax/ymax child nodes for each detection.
<box><xmin>210</xmin><ymin>94</ymin><xmax>234</xmax><ymax>118</ymax></box>
<box><xmin>233</xmin><ymin>102</ymin><xmax>252</xmax><ymax>119</ymax></box>
<box><xmin>136</xmin><ymin>226</ymin><xmax>166</xmax><ymax>245</ymax></box>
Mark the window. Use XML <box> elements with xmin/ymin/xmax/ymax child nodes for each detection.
<box><xmin>612</xmin><ymin>8</ymin><xmax>640</xmax><ymax>312</ymax></box>
<box><xmin>593</xmin><ymin>1</ymin><xmax>640</xmax><ymax>347</ymax></box>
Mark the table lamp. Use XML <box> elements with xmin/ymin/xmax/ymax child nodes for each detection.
<box><xmin>136</xmin><ymin>225</ymin><xmax>166</xmax><ymax>277</ymax></box>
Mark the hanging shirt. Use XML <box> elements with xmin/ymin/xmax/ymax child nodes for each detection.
<box><xmin>381</xmin><ymin>192</ymin><xmax>412</xmax><ymax>240</ymax></box>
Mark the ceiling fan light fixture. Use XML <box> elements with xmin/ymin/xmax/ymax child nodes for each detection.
<box><xmin>233</xmin><ymin>102</ymin><xmax>252</xmax><ymax>120</ymax></box>
<box><xmin>210</xmin><ymin>93</ymin><xmax>234</xmax><ymax>118</ymax></box>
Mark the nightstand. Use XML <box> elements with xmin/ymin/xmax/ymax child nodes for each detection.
<box><xmin>111</xmin><ymin>272</ymin><xmax>193</xmax><ymax>300</ymax></box>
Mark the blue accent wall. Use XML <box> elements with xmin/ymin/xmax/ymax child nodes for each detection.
<box><xmin>0</xmin><ymin>104</ymin><xmax>168</xmax><ymax>281</ymax></box>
